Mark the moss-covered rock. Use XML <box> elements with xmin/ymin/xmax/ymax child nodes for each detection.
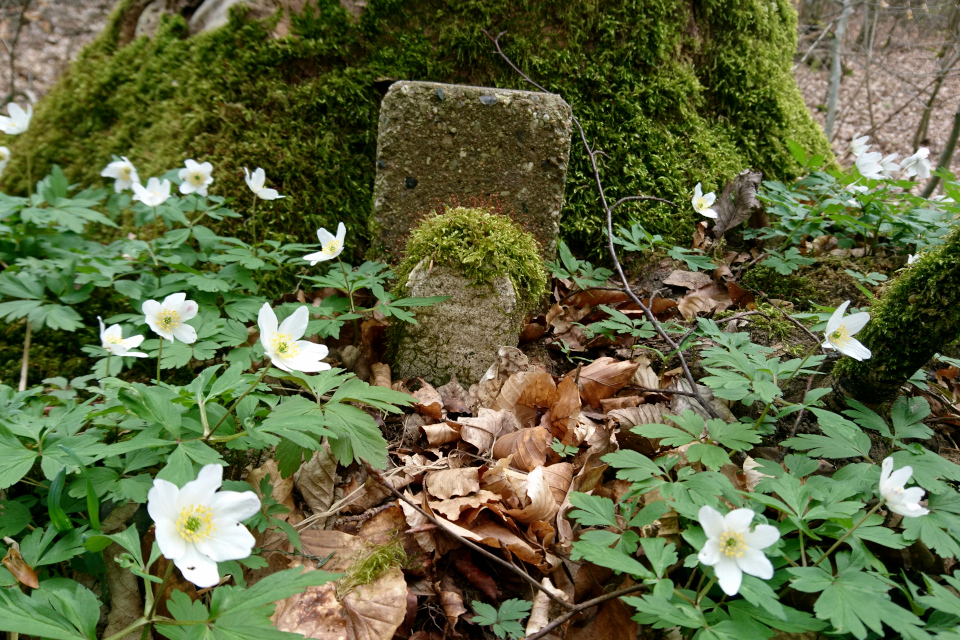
<box><xmin>834</xmin><ymin>227</ymin><xmax>960</xmax><ymax>404</ymax></box>
<box><xmin>1</xmin><ymin>0</ymin><xmax>831</xmax><ymax>258</ymax></box>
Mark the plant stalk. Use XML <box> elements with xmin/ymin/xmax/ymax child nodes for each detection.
<box><xmin>207</xmin><ymin>367</ymin><xmax>270</xmax><ymax>438</ymax></box>
<box><xmin>156</xmin><ymin>339</ymin><xmax>163</xmax><ymax>385</ymax></box>
<box><xmin>140</xmin><ymin>560</ymin><xmax>175</xmax><ymax>640</ymax></box>
<box><xmin>813</xmin><ymin>500</ymin><xmax>885</xmax><ymax>568</ymax></box>
<box><xmin>18</xmin><ymin>321</ymin><xmax>30</xmax><ymax>392</ymax></box>
<box><xmin>337</xmin><ymin>257</ymin><xmax>356</xmax><ymax>314</ymax></box>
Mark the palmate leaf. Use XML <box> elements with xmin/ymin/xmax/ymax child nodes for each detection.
<box><xmin>567</xmin><ymin>492</ymin><xmax>618</xmax><ymax>527</ymax></box>
<box><xmin>781</xmin><ymin>409</ymin><xmax>871</xmax><ymax>459</ymax></box>
<box><xmin>0</xmin><ymin>579</ymin><xmax>100</xmax><ymax>640</ymax></box>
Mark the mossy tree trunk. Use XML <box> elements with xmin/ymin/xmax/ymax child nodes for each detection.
<box><xmin>834</xmin><ymin>225</ymin><xmax>960</xmax><ymax>404</ymax></box>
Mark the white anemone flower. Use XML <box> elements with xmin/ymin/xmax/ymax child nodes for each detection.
<box><xmin>692</xmin><ymin>183</ymin><xmax>717</xmax><ymax>219</ymax></box>
<box><xmin>697</xmin><ymin>505</ymin><xmax>780</xmax><ymax>596</ymax></box>
<box><xmin>303</xmin><ymin>222</ymin><xmax>346</xmax><ymax>265</ymax></box>
<box><xmin>879</xmin><ymin>153</ymin><xmax>900</xmax><ymax>179</ymax></box>
<box><xmin>132</xmin><ymin>177</ymin><xmax>173</xmax><ymax>207</ymax></box>
<box><xmin>0</xmin><ymin>146</ymin><xmax>9</xmax><ymax>179</ymax></box>
<box><xmin>258</xmin><ymin>304</ymin><xmax>331</xmax><ymax>373</ymax></box>
<box><xmin>822</xmin><ymin>300</ymin><xmax>871</xmax><ymax>361</ymax></box>
<box><xmin>243</xmin><ymin>167</ymin><xmax>285</xmax><ymax>200</ymax></box>
<box><xmin>901</xmin><ymin>148</ymin><xmax>931</xmax><ymax>179</ymax></box>
<box><xmin>879</xmin><ymin>457</ymin><xmax>929</xmax><ymax>518</ymax></box>
<box><xmin>0</xmin><ymin>102</ymin><xmax>31</xmax><ymax>135</ymax></box>
<box><xmin>178</xmin><ymin>159</ymin><xmax>214</xmax><ymax>196</ymax></box>
<box><xmin>98</xmin><ymin>317</ymin><xmax>148</xmax><ymax>358</ymax></box>
<box><xmin>907</xmin><ymin>253</ymin><xmax>919</xmax><ymax>265</ymax></box>
<box><xmin>101</xmin><ymin>157</ymin><xmax>141</xmax><ymax>193</ymax></box>
<box><xmin>143</xmin><ymin>293</ymin><xmax>199</xmax><ymax>343</ymax></box>
<box><xmin>147</xmin><ymin>464</ymin><xmax>261</xmax><ymax>588</ymax></box>
<box><xmin>855</xmin><ymin>151</ymin><xmax>885</xmax><ymax>180</ymax></box>
<box><xmin>850</xmin><ymin>133</ymin><xmax>871</xmax><ymax>157</ymax></box>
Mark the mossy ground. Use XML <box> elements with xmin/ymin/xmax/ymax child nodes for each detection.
<box><xmin>2</xmin><ymin>0</ymin><xmax>830</xmax><ymax>260</ymax></box>
<box><xmin>741</xmin><ymin>257</ymin><xmax>870</xmax><ymax>311</ymax></box>
<box><xmin>394</xmin><ymin>206</ymin><xmax>548</xmax><ymax>312</ymax></box>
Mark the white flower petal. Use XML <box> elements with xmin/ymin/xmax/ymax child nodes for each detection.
<box><xmin>722</xmin><ymin>508</ymin><xmax>756</xmax><ymax>534</ymax></box>
<box><xmin>175</xmin><ymin>544</ymin><xmax>221</xmax><ymax>588</ymax></box>
<box><xmin>278</xmin><ymin>306</ymin><xmax>309</xmax><ymax>340</ymax></box>
<box><xmin>698</xmin><ymin>538</ymin><xmax>721</xmax><ymax>565</ymax></box>
<box><xmin>838</xmin><ymin>338</ymin><xmax>871</xmax><ymax>361</ymax></box>
<box><xmin>825</xmin><ymin>301</ymin><xmax>850</xmax><ymax>334</ymax></box>
<box><xmin>714</xmin><ymin>558</ymin><xmax>743</xmax><ymax>596</ymax></box>
<box><xmin>742</xmin><ymin>524</ymin><xmax>780</xmax><ymax>550</ymax></box>
<box><xmin>177</xmin><ymin>464</ymin><xmax>222</xmax><ymax>508</ymax></box>
<box><xmin>842</xmin><ymin>312</ymin><xmax>870</xmax><ymax>335</ymax></box>
<box><xmin>736</xmin><ymin>547</ymin><xmax>774</xmax><ymax>579</ymax></box>
<box><xmin>123</xmin><ymin>335</ymin><xmax>145</xmax><ymax>349</ymax></box>
<box><xmin>209</xmin><ymin>490</ymin><xmax>261</xmax><ymax>522</ymax></box>
<box><xmin>171</xmin><ymin>324</ymin><xmax>197</xmax><ymax>344</ymax></box>
<box><xmin>335</xmin><ymin>222</ymin><xmax>346</xmax><ymax>243</ymax></box>
<box><xmin>703</xmin><ymin>193</ymin><xmax>716</xmax><ymax>207</ymax></box>
<box><xmin>155</xmin><ymin>519</ymin><xmax>187</xmax><ymax>560</ymax></box>
<box><xmin>196</xmin><ymin>520</ymin><xmax>256</xmax><ymax>562</ymax></box>
<box><xmin>147</xmin><ymin>479</ymin><xmax>181</xmax><ymax>523</ymax></box>
<box><xmin>317</xmin><ymin>227</ymin><xmax>336</xmax><ymax>244</ymax></box>
<box><xmin>284</xmin><ymin>343</ymin><xmax>331</xmax><ymax>373</ymax></box>
<box><xmin>258</xmin><ymin>303</ymin><xmax>278</xmax><ymax>338</ymax></box>
<box><xmin>698</xmin><ymin>505</ymin><xmax>726</xmax><ymax>539</ymax></box>
<box><xmin>257</xmin><ymin>188</ymin><xmax>283</xmax><ymax>200</ymax></box>
<box><xmin>701</xmin><ymin>207</ymin><xmax>718</xmax><ymax>219</ymax></box>
<box><xmin>303</xmin><ymin>250</ymin><xmax>329</xmax><ymax>265</ymax></box>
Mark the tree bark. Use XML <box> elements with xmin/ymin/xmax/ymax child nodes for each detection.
<box><xmin>834</xmin><ymin>224</ymin><xmax>960</xmax><ymax>404</ymax></box>
<box><xmin>920</xmin><ymin>99</ymin><xmax>960</xmax><ymax>198</ymax></box>
<box><xmin>825</xmin><ymin>0</ymin><xmax>854</xmax><ymax>141</ymax></box>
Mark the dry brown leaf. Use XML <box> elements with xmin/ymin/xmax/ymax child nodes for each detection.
<box><xmin>299</xmin><ymin>530</ymin><xmax>364</xmax><ymax>572</ymax></box>
<box><xmin>492</xmin><ymin>427</ymin><xmax>551</xmax><ymax>471</ymax></box>
<box><xmin>422</xmin><ymin>421</ymin><xmax>461</xmax><ymax>446</ymax></box>
<box><xmin>248</xmin><ymin>459</ymin><xmax>297</xmax><ymax>516</ymax></box>
<box><xmin>525</xmin><ymin>577</ymin><xmax>568</xmax><ymax>636</ymax></box>
<box><xmin>295</xmin><ymin>443</ymin><xmax>338</xmax><ymax>526</ymax></box>
<box><xmin>273</xmin><ymin>578</ymin><xmax>347</xmax><ymax>640</ymax></box>
<box><xmin>471</xmin><ymin>346</ymin><xmax>533</xmax><ymax>411</ymax></box>
<box><xmin>542</xmin><ymin>462</ymin><xmax>574</xmax><ymax>508</ymax></box>
<box><xmin>607</xmin><ymin>404</ymin><xmax>673</xmax><ymax>455</ymax></box>
<box><xmin>480</xmin><ymin>458</ymin><xmax>526</xmax><ymax>507</ymax></box>
<box><xmin>551</xmin><ymin>375</ymin><xmax>581</xmax><ymax>442</ymax></box>
<box><xmin>370</xmin><ymin>363</ymin><xmax>392</xmax><ymax>389</ymax></box>
<box><xmin>342</xmin><ymin>567</ymin><xmax>408</xmax><ymax>640</ymax></box>
<box><xmin>743</xmin><ymin>456</ymin><xmax>774</xmax><ymax>492</ymax></box>
<box><xmin>547</xmin><ymin>304</ymin><xmax>591</xmax><ymax>334</ymax></box>
<box><xmin>413</xmin><ymin>380</ymin><xmax>443</xmax><ymax>420</ymax></box>
<box><xmin>567</xmin><ymin>596</ymin><xmax>638</xmax><ymax>640</ymax></box>
<box><xmin>1</xmin><ymin>546</ymin><xmax>38</xmax><ymax>589</ymax></box>
<box><xmin>101</xmin><ymin>542</ymin><xmax>143</xmax><ymax>640</ymax></box>
<box><xmin>429</xmin><ymin>490</ymin><xmax>502</xmax><ymax>520</ymax></box>
<box><xmin>494</xmin><ymin>370</ymin><xmax>558</xmax><ymax>427</ymax></box>
<box><xmin>711</xmin><ymin>169</ymin><xmax>762</xmax><ymax>239</ymax></box>
<box><xmin>630</xmin><ymin>355</ymin><xmax>660</xmax><ymax>391</ymax></box>
<box><xmin>437</xmin><ymin>574</ymin><xmax>468</xmax><ymax>631</ymax></box>
<box><xmin>563</xmin><ymin>289</ymin><xmax>629</xmax><ymax>309</ymax></box>
<box><xmin>458</xmin><ymin>408</ymin><xmax>520</xmax><ymax>453</ymax></box>
<box><xmin>577</xmin><ymin>357</ymin><xmax>640</xmax><ymax>407</ymax></box>
<box><xmin>505</xmin><ymin>467</ymin><xmax>557</xmax><ymax>523</ymax></box>
<box><xmin>424</xmin><ymin>468</ymin><xmax>481</xmax><ymax>500</ymax></box>
<box><xmin>452</xmin><ymin>553</ymin><xmax>499</xmax><ymax>599</ymax></box>
<box><xmin>677</xmin><ymin>282</ymin><xmax>732</xmax><ymax>320</ymax></box>
<box><xmin>436</xmin><ymin>375</ymin><xmax>470</xmax><ymax>414</ymax></box>
<box><xmin>664</xmin><ymin>270</ymin><xmax>713</xmax><ymax>290</ymax></box>
<box><xmin>520</xmin><ymin>320</ymin><xmax>549</xmax><ymax>343</ymax></box>
<box><xmin>400</xmin><ymin>491</ymin><xmax>436</xmax><ymax>553</ymax></box>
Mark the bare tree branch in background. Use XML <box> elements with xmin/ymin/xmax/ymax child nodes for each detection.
<box><xmin>1</xmin><ymin>0</ymin><xmax>33</xmax><ymax>104</ymax></box>
<box><xmin>825</xmin><ymin>0</ymin><xmax>855</xmax><ymax>140</ymax></box>
<box><xmin>913</xmin><ymin>17</ymin><xmax>960</xmax><ymax>151</ymax></box>
<box><xmin>920</xmin><ymin>99</ymin><xmax>960</xmax><ymax>198</ymax></box>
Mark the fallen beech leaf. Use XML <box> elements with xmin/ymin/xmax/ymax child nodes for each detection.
<box><xmin>563</xmin><ymin>289</ymin><xmax>629</xmax><ymax>309</ymax></box>
<box><xmin>677</xmin><ymin>282</ymin><xmax>732</xmax><ymax>320</ymax></box>
<box><xmin>452</xmin><ymin>552</ymin><xmax>499</xmax><ymax>599</ymax></box>
<box><xmin>370</xmin><ymin>362</ymin><xmax>392</xmax><ymax>389</ymax></box>
<box><xmin>526</xmin><ymin>577</ymin><xmax>568</xmax><ymax>636</ymax></box>
<box><xmin>630</xmin><ymin>355</ymin><xmax>659</xmax><ymax>391</ymax></box>
<box><xmin>458</xmin><ymin>408</ymin><xmax>520</xmax><ymax>453</ymax></box>
<box><xmin>567</xmin><ymin>596</ymin><xmax>638</xmax><ymax>640</ymax></box>
<box><xmin>664</xmin><ymin>270</ymin><xmax>712</xmax><ymax>290</ymax></box>
<box><xmin>472</xmin><ymin>347</ymin><xmax>533</xmax><ymax>410</ymax></box>
<box><xmin>551</xmin><ymin>375</ymin><xmax>581</xmax><ymax>442</ymax></box>
<box><xmin>429</xmin><ymin>490</ymin><xmax>502</xmax><ymax>520</ymax></box>
<box><xmin>413</xmin><ymin>380</ymin><xmax>443</xmax><ymax>420</ymax></box>
<box><xmin>711</xmin><ymin>169</ymin><xmax>762</xmax><ymax>238</ymax></box>
<box><xmin>2</xmin><ymin>546</ymin><xmax>38</xmax><ymax>589</ymax></box>
<box><xmin>495</xmin><ymin>370</ymin><xmax>558</xmax><ymax>427</ymax></box>
<box><xmin>726</xmin><ymin>281</ymin><xmax>755</xmax><ymax>307</ymax></box>
<box><xmin>577</xmin><ymin>357</ymin><xmax>640</xmax><ymax>407</ymax></box>
<box><xmin>520</xmin><ymin>320</ymin><xmax>548</xmax><ymax>343</ymax></box>
<box><xmin>437</xmin><ymin>375</ymin><xmax>470</xmax><ymax>414</ymax></box>
<box><xmin>248</xmin><ymin>459</ymin><xmax>296</xmax><ymax>515</ymax></box>
<box><xmin>506</xmin><ymin>466</ymin><xmax>557</xmax><ymax>523</ymax></box>
<box><xmin>295</xmin><ymin>444</ymin><xmax>338</xmax><ymax>526</ymax></box>
<box><xmin>101</xmin><ymin>542</ymin><xmax>142</xmax><ymax>639</ymax></box>
<box><xmin>542</xmin><ymin>462</ymin><xmax>574</xmax><ymax>508</ymax></box>
<box><xmin>342</xmin><ymin>567</ymin><xmax>408</xmax><ymax>640</ymax></box>
<box><xmin>492</xmin><ymin>427</ymin><xmax>551</xmax><ymax>471</ymax></box>
<box><xmin>743</xmin><ymin>456</ymin><xmax>774</xmax><ymax>492</ymax></box>
<box><xmin>600</xmin><ymin>396</ymin><xmax>642</xmax><ymax>412</ymax></box>
<box><xmin>424</xmin><ymin>468</ymin><xmax>481</xmax><ymax>500</ymax></box>
<box><xmin>437</xmin><ymin>574</ymin><xmax>468</xmax><ymax>630</ymax></box>
<box><xmin>547</xmin><ymin>304</ymin><xmax>590</xmax><ymax>334</ymax></box>
<box><xmin>422</xmin><ymin>421</ymin><xmax>461</xmax><ymax>446</ymax></box>
<box><xmin>480</xmin><ymin>458</ymin><xmax>526</xmax><ymax>507</ymax></box>
<box><xmin>607</xmin><ymin>404</ymin><xmax>674</xmax><ymax>454</ymax></box>
<box><xmin>273</xmin><ymin>579</ymin><xmax>347</xmax><ymax>640</ymax></box>
<box><xmin>400</xmin><ymin>491</ymin><xmax>436</xmax><ymax>553</ymax></box>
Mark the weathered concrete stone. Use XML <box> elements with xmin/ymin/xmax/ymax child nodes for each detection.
<box><xmin>373</xmin><ymin>81</ymin><xmax>573</xmax><ymax>261</ymax></box>
<box><xmin>392</xmin><ymin>260</ymin><xmax>521</xmax><ymax>386</ymax></box>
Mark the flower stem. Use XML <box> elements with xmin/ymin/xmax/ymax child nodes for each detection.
<box><xmin>140</xmin><ymin>560</ymin><xmax>175</xmax><ymax>640</ymax></box>
<box><xmin>206</xmin><ymin>367</ymin><xmax>270</xmax><ymax>439</ymax></box>
<box><xmin>696</xmin><ymin>575</ymin><xmax>718</xmax><ymax>606</ymax></box>
<box><xmin>251</xmin><ymin>195</ymin><xmax>258</xmax><ymax>247</ymax></box>
<box><xmin>106</xmin><ymin>353</ymin><xmax>111</xmax><ymax>378</ymax></box>
<box><xmin>101</xmin><ymin>618</ymin><xmax>148</xmax><ymax>640</ymax></box>
<box><xmin>812</xmin><ymin>499</ymin><xmax>885</xmax><ymax>568</ymax></box>
<box><xmin>753</xmin><ymin>341</ymin><xmax>821</xmax><ymax>430</ymax></box>
<box><xmin>338</xmin><ymin>257</ymin><xmax>356</xmax><ymax>314</ymax></box>
<box><xmin>18</xmin><ymin>320</ymin><xmax>30</xmax><ymax>392</ymax></box>
<box><xmin>156</xmin><ymin>339</ymin><xmax>163</xmax><ymax>385</ymax></box>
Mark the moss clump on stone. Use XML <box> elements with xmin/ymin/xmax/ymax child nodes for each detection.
<box><xmin>2</xmin><ymin>0</ymin><xmax>831</xmax><ymax>257</ymax></box>
<box><xmin>395</xmin><ymin>206</ymin><xmax>547</xmax><ymax>312</ymax></box>
<box><xmin>834</xmin><ymin>226</ymin><xmax>960</xmax><ymax>404</ymax></box>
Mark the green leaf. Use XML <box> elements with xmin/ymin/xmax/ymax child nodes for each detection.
<box><xmin>639</xmin><ymin>537</ymin><xmax>677</xmax><ymax>579</ymax></box>
<box><xmin>570</xmin><ymin>541</ymin><xmax>654</xmax><ymax>579</ymax></box>
<box><xmin>603</xmin><ymin>449</ymin><xmax>661</xmax><ymax>482</ymax></box>
<box><xmin>0</xmin><ymin>579</ymin><xmax>99</xmax><ymax>640</ymax></box>
<box><xmin>782</xmin><ymin>409</ymin><xmax>871</xmax><ymax>459</ymax></box>
<box><xmin>0</xmin><ymin>435</ymin><xmax>38</xmax><ymax>488</ymax></box>
<box><xmin>567</xmin><ymin>492</ymin><xmax>618</xmax><ymax>528</ymax></box>
<box><xmin>686</xmin><ymin>443</ymin><xmax>730</xmax><ymax>470</ymax></box>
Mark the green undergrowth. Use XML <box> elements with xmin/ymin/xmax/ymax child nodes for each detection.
<box><xmin>394</xmin><ymin>206</ymin><xmax>548</xmax><ymax>312</ymax></box>
<box><xmin>2</xmin><ymin>0</ymin><xmax>830</xmax><ymax>258</ymax></box>
<box><xmin>742</xmin><ymin>257</ymin><xmax>868</xmax><ymax>311</ymax></box>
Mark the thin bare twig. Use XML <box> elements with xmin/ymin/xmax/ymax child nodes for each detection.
<box><xmin>482</xmin><ymin>29</ymin><xmax>721</xmax><ymax>421</ymax></box>
<box><xmin>361</xmin><ymin>460</ymin><xmax>573</xmax><ymax>610</ymax></box>
<box><xmin>523</xmin><ymin>582</ymin><xmax>648</xmax><ymax>640</ymax></box>
<box><xmin>610</xmin><ymin>194</ymin><xmax>678</xmax><ymax>212</ymax></box>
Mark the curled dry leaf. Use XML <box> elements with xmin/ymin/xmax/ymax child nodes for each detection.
<box><xmin>437</xmin><ymin>574</ymin><xmax>468</xmax><ymax>631</ymax></box>
<box><xmin>452</xmin><ymin>552</ymin><xmax>499</xmax><ymax>599</ymax></box>
<box><xmin>249</xmin><ymin>458</ymin><xmax>297</xmax><ymax>517</ymax></box>
<box><xmin>631</xmin><ymin>355</ymin><xmax>660</xmax><ymax>392</ymax></box>
<box><xmin>551</xmin><ymin>375</ymin><xmax>581</xmax><ymax>443</ymax></box>
<box><xmin>2</xmin><ymin>546</ymin><xmax>38</xmax><ymax>588</ymax></box>
<box><xmin>542</xmin><ymin>462</ymin><xmax>574</xmax><ymax>507</ymax></box>
<box><xmin>547</xmin><ymin>304</ymin><xmax>591</xmax><ymax>334</ymax></box>
<box><xmin>273</xmin><ymin>575</ymin><xmax>347</xmax><ymax>640</ymax></box>
<box><xmin>492</xmin><ymin>427</ymin><xmax>551</xmax><ymax>472</ymax></box>
<box><xmin>743</xmin><ymin>456</ymin><xmax>773</xmax><ymax>492</ymax></box>
<box><xmin>472</xmin><ymin>346</ymin><xmax>533</xmax><ymax>411</ymax></box>
<box><xmin>494</xmin><ymin>370</ymin><xmax>558</xmax><ymax>428</ymax></box>
<box><xmin>664</xmin><ymin>269</ymin><xmax>713</xmax><ymax>290</ymax></box>
<box><xmin>101</xmin><ymin>542</ymin><xmax>142</xmax><ymax>640</ymax></box>
<box><xmin>400</xmin><ymin>491</ymin><xmax>436</xmax><ymax>553</ymax></box>
<box><xmin>563</xmin><ymin>288</ymin><xmax>629</xmax><ymax>309</ymax></box>
<box><xmin>607</xmin><ymin>404</ymin><xmax>674</xmax><ymax>455</ymax></box>
<box><xmin>422</xmin><ymin>421</ymin><xmax>461</xmax><ymax>446</ymax></box>
<box><xmin>436</xmin><ymin>375</ymin><xmax>470</xmax><ymax>414</ymax></box>
<box><xmin>670</xmin><ymin>380</ymin><xmax>735</xmax><ymax>422</ymax></box>
<box><xmin>711</xmin><ymin>169</ymin><xmax>762</xmax><ymax>239</ymax></box>
<box><xmin>424</xmin><ymin>468</ymin><xmax>481</xmax><ymax>500</ymax></box>
<box><xmin>505</xmin><ymin>466</ymin><xmax>558</xmax><ymax>523</ymax></box>
<box><xmin>526</xmin><ymin>577</ymin><xmax>568</xmax><ymax>637</ymax></box>
<box><xmin>676</xmin><ymin>282</ymin><xmax>732</xmax><ymax>320</ymax></box>
<box><xmin>480</xmin><ymin>457</ymin><xmax>526</xmax><ymax>507</ymax></box>
<box><xmin>567</xmin><ymin>597</ymin><xmax>638</xmax><ymax>640</ymax></box>
<box><xmin>342</xmin><ymin>567</ymin><xmax>408</xmax><ymax>640</ymax></box>
<box><xmin>458</xmin><ymin>408</ymin><xmax>520</xmax><ymax>453</ymax></box>
<box><xmin>370</xmin><ymin>362</ymin><xmax>392</xmax><ymax>389</ymax></box>
<box><xmin>430</xmin><ymin>490</ymin><xmax>502</xmax><ymax>521</ymax></box>
<box><xmin>577</xmin><ymin>357</ymin><xmax>640</xmax><ymax>408</ymax></box>
<box><xmin>413</xmin><ymin>380</ymin><xmax>444</xmax><ymax>421</ymax></box>
<box><xmin>295</xmin><ymin>443</ymin><xmax>338</xmax><ymax>525</ymax></box>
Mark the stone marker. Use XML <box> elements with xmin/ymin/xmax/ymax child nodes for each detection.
<box><xmin>373</xmin><ymin>81</ymin><xmax>574</xmax><ymax>260</ymax></box>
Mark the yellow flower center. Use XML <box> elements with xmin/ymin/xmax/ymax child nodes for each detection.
<box><xmin>830</xmin><ymin>324</ymin><xmax>851</xmax><ymax>347</ymax></box>
<box><xmin>119</xmin><ymin>166</ymin><xmax>131</xmax><ymax>180</ymax></box>
<box><xmin>720</xmin><ymin>530</ymin><xmax>747</xmax><ymax>558</ymax></box>
<box><xmin>190</xmin><ymin>172</ymin><xmax>205</xmax><ymax>186</ymax></box>
<box><xmin>104</xmin><ymin>334</ymin><xmax>124</xmax><ymax>345</ymax></box>
<box><xmin>270</xmin><ymin>332</ymin><xmax>300</xmax><ymax>358</ymax></box>
<box><xmin>157</xmin><ymin>309</ymin><xmax>180</xmax><ymax>329</ymax></box>
<box><xmin>323</xmin><ymin>239</ymin><xmax>341</xmax><ymax>255</ymax></box>
<box><xmin>176</xmin><ymin>504</ymin><xmax>215</xmax><ymax>542</ymax></box>
<box><xmin>695</xmin><ymin>196</ymin><xmax>708</xmax><ymax>211</ymax></box>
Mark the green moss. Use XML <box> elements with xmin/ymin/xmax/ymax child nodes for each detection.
<box><xmin>2</xmin><ymin>0</ymin><xmax>831</xmax><ymax>257</ymax></box>
<box><xmin>395</xmin><ymin>206</ymin><xmax>548</xmax><ymax>312</ymax></box>
<box><xmin>336</xmin><ymin>539</ymin><xmax>405</xmax><ymax>597</ymax></box>
<box><xmin>741</xmin><ymin>258</ymin><xmax>866</xmax><ymax>311</ymax></box>
<box><xmin>834</xmin><ymin>226</ymin><xmax>960</xmax><ymax>404</ymax></box>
